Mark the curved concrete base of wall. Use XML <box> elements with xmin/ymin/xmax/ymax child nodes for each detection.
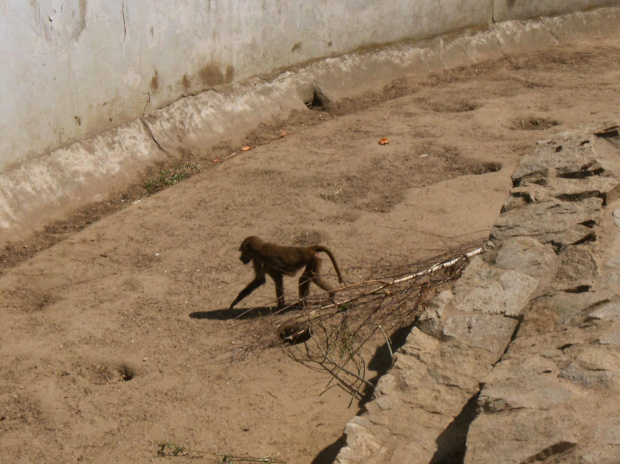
<box><xmin>1</xmin><ymin>6</ymin><xmax>619</xmax><ymax>247</ymax></box>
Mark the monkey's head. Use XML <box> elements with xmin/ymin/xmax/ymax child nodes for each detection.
<box><xmin>238</xmin><ymin>236</ymin><xmax>261</xmax><ymax>264</ymax></box>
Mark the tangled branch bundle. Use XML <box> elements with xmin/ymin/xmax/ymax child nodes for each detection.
<box><xmin>227</xmin><ymin>240</ymin><xmax>484</xmax><ymax>399</ymax></box>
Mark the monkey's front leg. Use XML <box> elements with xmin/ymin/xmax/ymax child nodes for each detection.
<box><xmin>229</xmin><ymin>275</ymin><xmax>266</xmax><ymax>310</ymax></box>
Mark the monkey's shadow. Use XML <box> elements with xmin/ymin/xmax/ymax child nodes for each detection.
<box><xmin>189</xmin><ymin>306</ymin><xmax>292</xmax><ymax>320</ymax></box>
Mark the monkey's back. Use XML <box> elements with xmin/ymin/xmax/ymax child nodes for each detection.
<box><xmin>262</xmin><ymin>242</ymin><xmax>314</xmax><ymax>276</ymax></box>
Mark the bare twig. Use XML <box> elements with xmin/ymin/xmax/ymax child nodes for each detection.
<box><xmin>378</xmin><ymin>325</ymin><xmax>393</xmax><ymax>359</ymax></box>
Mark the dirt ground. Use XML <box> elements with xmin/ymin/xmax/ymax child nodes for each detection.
<box><xmin>1</xmin><ymin>34</ymin><xmax>620</xmax><ymax>463</ymax></box>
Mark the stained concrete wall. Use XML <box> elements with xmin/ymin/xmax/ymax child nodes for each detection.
<box><xmin>1</xmin><ymin>1</ymin><xmax>619</xmax><ymax>244</ymax></box>
<box><xmin>0</xmin><ymin>0</ymin><xmax>491</xmax><ymax>171</ymax></box>
<box><xmin>493</xmin><ymin>0</ymin><xmax>620</xmax><ymax>21</ymax></box>
<box><xmin>5</xmin><ymin>0</ymin><xmax>619</xmax><ymax>172</ymax></box>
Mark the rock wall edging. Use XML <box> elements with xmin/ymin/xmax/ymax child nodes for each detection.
<box><xmin>336</xmin><ymin>121</ymin><xmax>620</xmax><ymax>463</ymax></box>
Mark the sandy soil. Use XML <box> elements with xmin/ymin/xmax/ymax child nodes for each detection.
<box><xmin>1</xmin><ymin>35</ymin><xmax>620</xmax><ymax>463</ymax></box>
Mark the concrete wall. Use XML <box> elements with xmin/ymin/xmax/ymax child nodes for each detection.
<box><xmin>493</xmin><ymin>0</ymin><xmax>620</xmax><ymax>21</ymax></box>
<box><xmin>1</xmin><ymin>1</ymin><xmax>619</xmax><ymax>244</ymax></box>
<box><xmin>3</xmin><ymin>0</ymin><xmax>620</xmax><ymax>171</ymax></box>
<box><xmin>1</xmin><ymin>0</ymin><xmax>492</xmax><ymax>171</ymax></box>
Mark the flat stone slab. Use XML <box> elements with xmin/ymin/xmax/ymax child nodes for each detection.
<box><xmin>457</xmin><ymin>270</ymin><xmax>539</xmax><ymax>317</ymax></box>
<box><xmin>491</xmin><ymin>197</ymin><xmax>602</xmax><ymax>247</ymax></box>
<box><xmin>443</xmin><ymin>312</ymin><xmax>518</xmax><ymax>353</ymax></box>
<box><xmin>511</xmin><ymin>176</ymin><xmax>620</xmax><ymax>205</ymax></box>
<box><xmin>494</xmin><ymin>237</ymin><xmax>557</xmax><ymax>277</ymax></box>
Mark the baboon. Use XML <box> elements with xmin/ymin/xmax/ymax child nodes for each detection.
<box><xmin>229</xmin><ymin>236</ymin><xmax>344</xmax><ymax>310</ymax></box>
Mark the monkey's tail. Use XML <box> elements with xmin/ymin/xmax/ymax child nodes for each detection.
<box><xmin>313</xmin><ymin>246</ymin><xmax>344</xmax><ymax>284</ymax></box>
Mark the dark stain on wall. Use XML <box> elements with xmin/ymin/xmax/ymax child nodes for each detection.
<box><xmin>225</xmin><ymin>65</ymin><xmax>234</xmax><ymax>84</ymax></box>
<box><xmin>199</xmin><ymin>64</ymin><xmax>224</xmax><ymax>86</ymax></box>
<box><xmin>292</xmin><ymin>41</ymin><xmax>302</xmax><ymax>53</ymax></box>
<box><xmin>182</xmin><ymin>74</ymin><xmax>191</xmax><ymax>90</ymax></box>
<box><xmin>150</xmin><ymin>70</ymin><xmax>159</xmax><ymax>92</ymax></box>
<box><xmin>507</xmin><ymin>0</ymin><xmax>516</xmax><ymax>8</ymax></box>
<box><xmin>73</xmin><ymin>0</ymin><xmax>88</xmax><ymax>40</ymax></box>
<box><xmin>199</xmin><ymin>64</ymin><xmax>235</xmax><ymax>87</ymax></box>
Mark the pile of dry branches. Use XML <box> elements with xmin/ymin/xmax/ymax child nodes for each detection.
<box><xmin>227</xmin><ymin>240</ymin><xmax>485</xmax><ymax>400</ymax></box>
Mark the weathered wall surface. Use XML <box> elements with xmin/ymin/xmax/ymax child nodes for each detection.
<box><xmin>1</xmin><ymin>2</ymin><xmax>620</xmax><ymax>244</ymax></box>
<box><xmin>336</xmin><ymin>122</ymin><xmax>620</xmax><ymax>463</ymax></box>
<box><xmin>493</xmin><ymin>0</ymin><xmax>620</xmax><ymax>21</ymax></box>
<box><xmin>0</xmin><ymin>0</ymin><xmax>491</xmax><ymax>171</ymax></box>
<box><xmin>3</xmin><ymin>0</ymin><xmax>620</xmax><ymax>172</ymax></box>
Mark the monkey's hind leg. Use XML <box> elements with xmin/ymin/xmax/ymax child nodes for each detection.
<box><xmin>271</xmin><ymin>273</ymin><xmax>286</xmax><ymax>309</ymax></box>
<box><xmin>298</xmin><ymin>267</ymin><xmax>314</xmax><ymax>301</ymax></box>
<box><xmin>299</xmin><ymin>260</ymin><xmax>337</xmax><ymax>306</ymax></box>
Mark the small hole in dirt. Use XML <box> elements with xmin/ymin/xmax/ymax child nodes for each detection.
<box><xmin>425</xmin><ymin>100</ymin><xmax>480</xmax><ymax>113</ymax></box>
<box><xmin>555</xmin><ymin>145</ymin><xmax>563</xmax><ymax>152</ymax></box>
<box><xmin>118</xmin><ymin>365</ymin><xmax>135</xmax><ymax>381</ymax></box>
<box><xmin>514</xmin><ymin>117</ymin><xmax>559</xmax><ymax>131</ymax></box>
<box><xmin>558</xmin><ymin>343</ymin><xmax>573</xmax><ymax>351</ymax></box>
<box><xmin>278</xmin><ymin>323</ymin><xmax>312</xmax><ymax>345</ymax></box>
<box><xmin>469</xmin><ymin>162</ymin><xmax>502</xmax><ymax>175</ymax></box>
<box><xmin>443</xmin><ymin>102</ymin><xmax>479</xmax><ymax>113</ymax></box>
<box><xmin>480</xmin><ymin>162</ymin><xmax>502</xmax><ymax>173</ymax></box>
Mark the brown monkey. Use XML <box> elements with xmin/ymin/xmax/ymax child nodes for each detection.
<box><xmin>229</xmin><ymin>236</ymin><xmax>344</xmax><ymax>310</ymax></box>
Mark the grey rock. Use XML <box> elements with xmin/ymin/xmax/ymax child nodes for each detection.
<box><xmin>546</xmin><ymin>176</ymin><xmax>620</xmax><ymax>205</ymax></box>
<box><xmin>478</xmin><ymin>374</ymin><xmax>573</xmax><ymax>413</ymax></box>
<box><xmin>500</xmin><ymin>195</ymin><xmax>526</xmax><ymax>213</ymax></box>
<box><xmin>482</xmin><ymin>354</ymin><xmax>559</xmax><ymax>384</ymax></box>
<box><xmin>512</xmin><ymin>176</ymin><xmax>620</xmax><ymax>205</ymax></box>
<box><xmin>587</xmin><ymin>302</ymin><xmax>620</xmax><ymax>321</ymax></box>
<box><xmin>457</xmin><ymin>269</ymin><xmax>539</xmax><ymax>317</ymax></box>
<box><xmin>426</xmin><ymin>340</ymin><xmax>499</xmax><ymax>390</ymax></box>
<box><xmin>494</xmin><ymin>237</ymin><xmax>556</xmax><ymax>278</ymax></box>
<box><xmin>443</xmin><ymin>312</ymin><xmax>517</xmax><ymax>354</ymax></box>
<box><xmin>530</xmin><ymin>291</ymin><xmax>608</xmax><ymax>326</ymax></box>
<box><xmin>598</xmin><ymin>328</ymin><xmax>620</xmax><ymax>346</ymax></box>
<box><xmin>553</xmin><ymin>245</ymin><xmax>597</xmax><ymax>288</ymax></box>
<box><xmin>465</xmin><ymin>409</ymin><xmax>579</xmax><ymax>464</ymax></box>
<box><xmin>511</xmin><ymin>139</ymin><xmax>599</xmax><ymax>184</ymax></box>
<box><xmin>454</xmin><ymin>256</ymin><xmax>539</xmax><ymax>317</ymax></box>
<box><xmin>509</xmin><ymin>182</ymin><xmax>549</xmax><ymax>203</ymax></box>
<box><xmin>398</xmin><ymin>327</ymin><xmax>440</xmax><ymax>363</ymax></box>
<box><xmin>416</xmin><ymin>290</ymin><xmax>452</xmax><ymax>337</ymax></box>
<box><xmin>336</xmin><ymin>416</ymin><xmax>386</xmax><ymax>463</ymax></box>
<box><xmin>451</xmin><ymin>254</ymin><xmax>540</xmax><ymax>316</ymax></box>
<box><xmin>558</xmin><ymin>363</ymin><xmax>616</xmax><ymax>388</ymax></box>
<box><xmin>592</xmin><ymin>130</ymin><xmax>620</xmax><ymax>179</ymax></box>
<box><xmin>491</xmin><ymin>198</ymin><xmax>602</xmax><ymax>247</ymax></box>
<box><xmin>548</xmin><ymin>224</ymin><xmax>597</xmax><ymax>250</ymax></box>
